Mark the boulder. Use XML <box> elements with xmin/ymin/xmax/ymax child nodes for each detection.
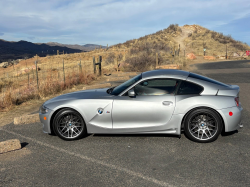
<box><xmin>17</xmin><ymin>65</ymin><xmax>38</xmax><ymax>76</ymax></box>
<box><xmin>219</xmin><ymin>56</ymin><xmax>226</xmax><ymax>60</ymax></box>
<box><xmin>204</xmin><ymin>56</ymin><xmax>215</xmax><ymax>60</ymax></box>
<box><xmin>0</xmin><ymin>139</ymin><xmax>21</xmax><ymax>154</ymax></box>
<box><xmin>156</xmin><ymin>65</ymin><xmax>180</xmax><ymax>69</ymax></box>
<box><xmin>0</xmin><ymin>62</ymin><xmax>9</xmax><ymax>68</ymax></box>
<box><xmin>186</xmin><ymin>53</ymin><xmax>196</xmax><ymax>60</ymax></box>
<box><xmin>14</xmin><ymin>114</ymin><xmax>40</xmax><ymax>125</ymax></box>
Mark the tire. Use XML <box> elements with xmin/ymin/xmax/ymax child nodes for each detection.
<box><xmin>184</xmin><ymin>108</ymin><xmax>223</xmax><ymax>143</ymax></box>
<box><xmin>53</xmin><ymin>108</ymin><xmax>87</xmax><ymax>141</ymax></box>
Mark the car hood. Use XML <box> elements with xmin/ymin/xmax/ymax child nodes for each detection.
<box><xmin>44</xmin><ymin>88</ymin><xmax>112</xmax><ymax>106</ymax></box>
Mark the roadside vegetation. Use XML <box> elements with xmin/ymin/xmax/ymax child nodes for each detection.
<box><xmin>0</xmin><ymin>24</ymin><xmax>249</xmax><ymax>111</ymax></box>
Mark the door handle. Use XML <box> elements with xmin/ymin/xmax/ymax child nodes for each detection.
<box><xmin>162</xmin><ymin>101</ymin><xmax>173</xmax><ymax>106</ymax></box>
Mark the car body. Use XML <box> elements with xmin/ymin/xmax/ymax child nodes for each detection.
<box><xmin>39</xmin><ymin>69</ymin><xmax>243</xmax><ymax>142</ymax></box>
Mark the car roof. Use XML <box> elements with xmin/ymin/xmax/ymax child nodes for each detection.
<box><xmin>142</xmin><ymin>69</ymin><xmax>190</xmax><ymax>79</ymax></box>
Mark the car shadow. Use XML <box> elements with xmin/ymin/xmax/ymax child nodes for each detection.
<box><xmin>92</xmin><ymin>134</ymin><xmax>180</xmax><ymax>139</ymax></box>
<box><xmin>221</xmin><ymin>130</ymin><xmax>238</xmax><ymax>137</ymax></box>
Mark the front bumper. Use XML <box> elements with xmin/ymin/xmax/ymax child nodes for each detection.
<box><xmin>217</xmin><ymin>106</ymin><xmax>243</xmax><ymax>132</ymax></box>
<box><xmin>39</xmin><ymin>108</ymin><xmax>54</xmax><ymax>134</ymax></box>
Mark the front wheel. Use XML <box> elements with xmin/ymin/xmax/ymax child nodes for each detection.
<box><xmin>184</xmin><ymin>108</ymin><xmax>223</xmax><ymax>143</ymax></box>
<box><xmin>53</xmin><ymin>109</ymin><xmax>87</xmax><ymax>141</ymax></box>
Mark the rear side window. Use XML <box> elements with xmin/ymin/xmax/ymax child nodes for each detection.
<box><xmin>189</xmin><ymin>72</ymin><xmax>228</xmax><ymax>87</ymax></box>
<box><xmin>177</xmin><ymin>81</ymin><xmax>203</xmax><ymax>95</ymax></box>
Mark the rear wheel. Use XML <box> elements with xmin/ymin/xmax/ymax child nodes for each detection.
<box><xmin>53</xmin><ymin>109</ymin><xmax>87</xmax><ymax>141</ymax></box>
<box><xmin>184</xmin><ymin>108</ymin><xmax>222</xmax><ymax>143</ymax></box>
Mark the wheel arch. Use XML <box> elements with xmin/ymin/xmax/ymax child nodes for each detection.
<box><xmin>180</xmin><ymin>106</ymin><xmax>225</xmax><ymax>133</ymax></box>
<box><xmin>50</xmin><ymin>107</ymin><xmax>87</xmax><ymax>135</ymax></box>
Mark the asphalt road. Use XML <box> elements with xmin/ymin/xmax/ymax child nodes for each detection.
<box><xmin>1</xmin><ymin>60</ymin><xmax>250</xmax><ymax>187</ymax></box>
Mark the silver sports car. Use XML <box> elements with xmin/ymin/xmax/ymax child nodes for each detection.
<box><xmin>39</xmin><ymin>69</ymin><xmax>243</xmax><ymax>143</ymax></box>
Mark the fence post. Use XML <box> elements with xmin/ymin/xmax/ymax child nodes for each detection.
<box><xmin>35</xmin><ymin>61</ymin><xmax>39</xmax><ymax>91</ymax></box>
<box><xmin>28</xmin><ymin>73</ymin><xmax>30</xmax><ymax>88</ymax></box>
<box><xmin>93</xmin><ymin>56</ymin><xmax>96</xmax><ymax>74</ymax></box>
<box><xmin>156</xmin><ymin>53</ymin><xmax>158</xmax><ymax>68</ymax></box>
<box><xmin>116</xmin><ymin>56</ymin><xmax>119</xmax><ymax>72</ymax></box>
<box><xmin>124</xmin><ymin>48</ymin><xmax>126</xmax><ymax>61</ymax></box>
<box><xmin>79</xmin><ymin>59</ymin><xmax>82</xmax><ymax>74</ymax></box>
<box><xmin>63</xmin><ymin>59</ymin><xmax>65</xmax><ymax>85</ymax></box>
<box><xmin>226</xmin><ymin>45</ymin><xmax>228</xmax><ymax>59</ymax></box>
<box><xmin>99</xmin><ymin>56</ymin><xmax>102</xmax><ymax>76</ymax></box>
<box><xmin>178</xmin><ymin>44</ymin><xmax>180</xmax><ymax>56</ymax></box>
<box><xmin>172</xmin><ymin>47</ymin><xmax>175</xmax><ymax>64</ymax></box>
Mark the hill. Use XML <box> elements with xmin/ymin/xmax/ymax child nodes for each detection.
<box><xmin>111</xmin><ymin>24</ymin><xmax>250</xmax><ymax>58</ymax></box>
<box><xmin>46</xmin><ymin>42</ymin><xmax>107</xmax><ymax>51</ymax></box>
<box><xmin>0</xmin><ymin>39</ymin><xmax>83</xmax><ymax>63</ymax></box>
<box><xmin>182</xmin><ymin>25</ymin><xmax>249</xmax><ymax>56</ymax></box>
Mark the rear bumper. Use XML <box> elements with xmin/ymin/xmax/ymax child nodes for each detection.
<box><xmin>217</xmin><ymin>106</ymin><xmax>243</xmax><ymax>132</ymax></box>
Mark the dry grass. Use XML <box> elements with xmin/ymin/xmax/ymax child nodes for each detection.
<box><xmin>0</xmin><ymin>69</ymin><xmax>95</xmax><ymax>111</ymax></box>
<box><xmin>183</xmin><ymin>25</ymin><xmax>250</xmax><ymax>57</ymax></box>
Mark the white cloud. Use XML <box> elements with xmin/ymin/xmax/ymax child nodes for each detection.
<box><xmin>0</xmin><ymin>0</ymin><xmax>249</xmax><ymax>45</ymax></box>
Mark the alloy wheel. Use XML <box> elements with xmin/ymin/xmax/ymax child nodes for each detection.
<box><xmin>188</xmin><ymin>113</ymin><xmax>218</xmax><ymax>141</ymax></box>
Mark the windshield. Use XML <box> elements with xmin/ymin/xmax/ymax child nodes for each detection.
<box><xmin>111</xmin><ymin>74</ymin><xmax>142</xmax><ymax>95</ymax></box>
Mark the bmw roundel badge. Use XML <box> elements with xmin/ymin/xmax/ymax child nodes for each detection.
<box><xmin>97</xmin><ymin>108</ymin><xmax>104</xmax><ymax>114</ymax></box>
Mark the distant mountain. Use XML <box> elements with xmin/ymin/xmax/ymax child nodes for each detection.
<box><xmin>0</xmin><ymin>39</ymin><xmax>83</xmax><ymax>63</ymax></box>
<box><xmin>46</xmin><ymin>42</ymin><xmax>107</xmax><ymax>51</ymax></box>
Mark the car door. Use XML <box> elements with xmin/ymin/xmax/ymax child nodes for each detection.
<box><xmin>112</xmin><ymin>78</ymin><xmax>180</xmax><ymax>133</ymax></box>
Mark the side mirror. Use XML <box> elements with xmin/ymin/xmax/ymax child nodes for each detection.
<box><xmin>128</xmin><ymin>89</ymin><xmax>136</xmax><ymax>97</ymax></box>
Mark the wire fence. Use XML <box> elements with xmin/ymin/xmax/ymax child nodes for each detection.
<box><xmin>0</xmin><ymin>45</ymin><xmax>249</xmax><ymax>110</ymax></box>
<box><xmin>0</xmin><ymin>57</ymin><xmax>99</xmax><ymax>109</ymax></box>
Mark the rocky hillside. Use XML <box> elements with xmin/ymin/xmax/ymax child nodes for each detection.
<box><xmin>182</xmin><ymin>25</ymin><xmax>250</xmax><ymax>56</ymax></box>
<box><xmin>111</xmin><ymin>24</ymin><xmax>250</xmax><ymax>58</ymax></box>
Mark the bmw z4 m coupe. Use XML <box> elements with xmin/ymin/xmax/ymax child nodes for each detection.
<box><xmin>39</xmin><ymin>69</ymin><xmax>243</xmax><ymax>143</ymax></box>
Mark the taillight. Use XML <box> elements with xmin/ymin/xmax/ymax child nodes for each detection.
<box><xmin>235</xmin><ymin>97</ymin><xmax>239</xmax><ymax>107</ymax></box>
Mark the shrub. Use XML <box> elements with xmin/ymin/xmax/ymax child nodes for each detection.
<box><xmin>210</xmin><ymin>31</ymin><xmax>246</xmax><ymax>50</ymax></box>
<box><xmin>163</xmin><ymin>24</ymin><xmax>182</xmax><ymax>34</ymax></box>
<box><xmin>124</xmin><ymin>52</ymin><xmax>163</xmax><ymax>72</ymax></box>
<box><xmin>105</xmin><ymin>52</ymin><xmax>116</xmax><ymax>64</ymax></box>
<box><xmin>117</xmin><ymin>53</ymin><xmax>123</xmax><ymax>61</ymax></box>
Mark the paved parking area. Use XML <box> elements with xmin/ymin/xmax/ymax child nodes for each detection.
<box><xmin>1</xmin><ymin>60</ymin><xmax>250</xmax><ymax>187</ymax></box>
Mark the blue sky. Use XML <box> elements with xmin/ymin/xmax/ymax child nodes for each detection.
<box><xmin>0</xmin><ymin>0</ymin><xmax>249</xmax><ymax>46</ymax></box>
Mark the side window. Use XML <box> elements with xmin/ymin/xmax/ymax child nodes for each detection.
<box><xmin>134</xmin><ymin>79</ymin><xmax>179</xmax><ymax>96</ymax></box>
<box><xmin>177</xmin><ymin>81</ymin><xmax>203</xmax><ymax>95</ymax></box>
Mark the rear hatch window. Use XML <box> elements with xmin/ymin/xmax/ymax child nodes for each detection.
<box><xmin>189</xmin><ymin>72</ymin><xmax>229</xmax><ymax>87</ymax></box>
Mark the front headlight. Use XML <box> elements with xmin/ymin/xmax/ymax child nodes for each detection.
<box><xmin>40</xmin><ymin>105</ymin><xmax>49</xmax><ymax>114</ymax></box>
